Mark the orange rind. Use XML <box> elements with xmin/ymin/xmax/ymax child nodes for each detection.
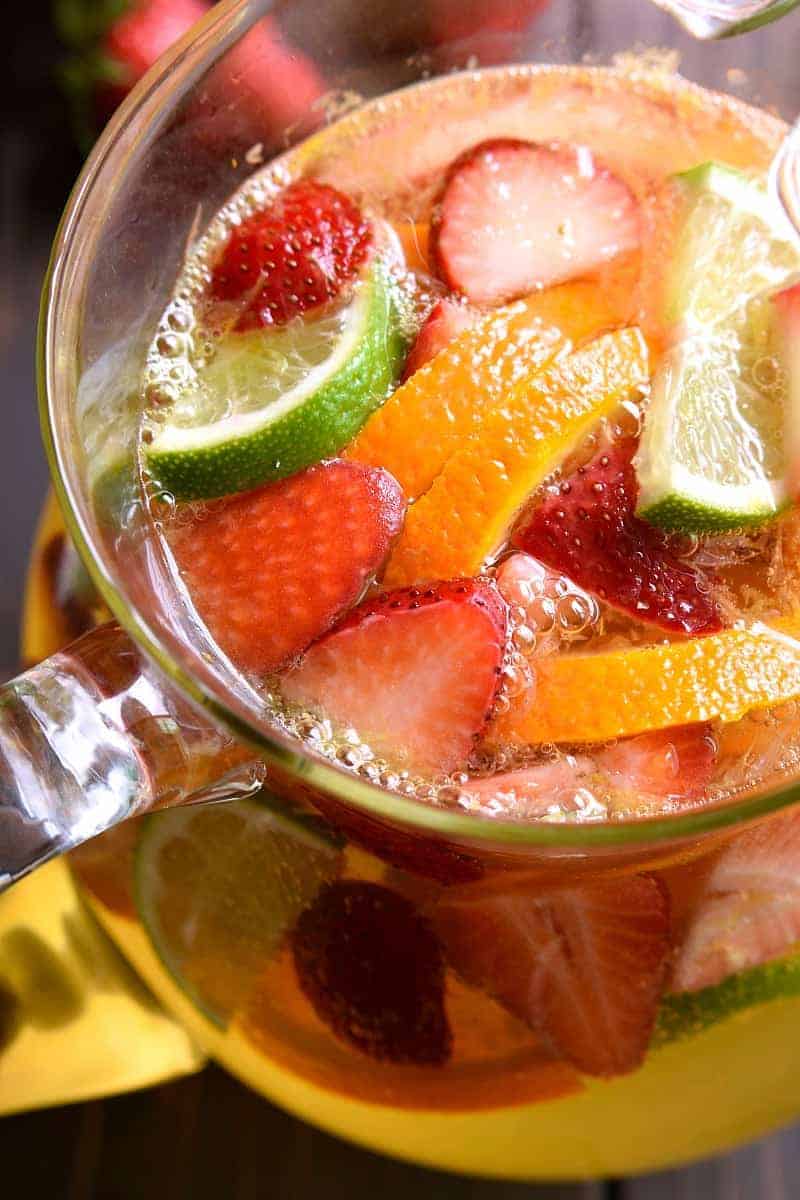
<box><xmin>346</xmin><ymin>280</ymin><xmax>636</xmax><ymax>500</ymax></box>
<box><xmin>488</xmin><ymin>618</ymin><xmax>800</xmax><ymax>747</ymax></box>
<box><xmin>384</xmin><ymin>328</ymin><xmax>649</xmax><ymax>587</ymax></box>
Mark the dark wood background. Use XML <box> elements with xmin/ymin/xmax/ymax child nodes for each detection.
<box><xmin>4</xmin><ymin>1</ymin><xmax>800</xmax><ymax>1196</ymax></box>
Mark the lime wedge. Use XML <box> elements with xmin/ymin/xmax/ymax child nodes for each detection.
<box><xmin>665</xmin><ymin>162</ymin><xmax>799</xmax><ymax>332</ymax></box>
<box><xmin>636</xmin><ymin>162</ymin><xmax>800</xmax><ymax>533</ymax></box>
<box><xmin>654</xmin><ymin>951</ymin><xmax>800</xmax><ymax>1047</ymax></box>
<box><xmin>636</xmin><ymin>298</ymin><xmax>790</xmax><ymax>531</ymax></box>
<box><xmin>145</xmin><ymin>263</ymin><xmax>404</xmax><ymax>500</ymax></box>
<box><xmin>135</xmin><ymin>794</ymin><xmax>342</xmax><ymax>1028</ymax></box>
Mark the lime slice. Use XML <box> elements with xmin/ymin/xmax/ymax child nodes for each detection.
<box><xmin>654</xmin><ymin>951</ymin><xmax>800</xmax><ymax>1047</ymax></box>
<box><xmin>636</xmin><ymin>298</ymin><xmax>790</xmax><ymax>531</ymax></box>
<box><xmin>636</xmin><ymin>162</ymin><xmax>800</xmax><ymax>533</ymax></box>
<box><xmin>135</xmin><ymin>793</ymin><xmax>342</xmax><ymax>1028</ymax></box>
<box><xmin>145</xmin><ymin>263</ymin><xmax>404</xmax><ymax>500</ymax></box>
<box><xmin>665</xmin><ymin>162</ymin><xmax>799</xmax><ymax>332</ymax></box>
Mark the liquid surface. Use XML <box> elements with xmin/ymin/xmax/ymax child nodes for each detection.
<box><xmin>140</xmin><ymin>62</ymin><xmax>800</xmax><ymax>826</ymax></box>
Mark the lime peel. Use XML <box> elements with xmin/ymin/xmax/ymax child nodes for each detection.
<box><xmin>145</xmin><ymin>261</ymin><xmax>404</xmax><ymax>501</ymax></box>
<box><xmin>654</xmin><ymin>950</ymin><xmax>800</xmax><ymax>1047</ymax></box>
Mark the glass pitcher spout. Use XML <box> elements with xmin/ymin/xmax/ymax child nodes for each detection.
<box><xmin>651</xmin><ymin>0</ymin><xmax>800</xmax><ymax>37</ymax></box>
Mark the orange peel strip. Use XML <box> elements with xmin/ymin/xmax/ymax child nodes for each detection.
<box><xmin>390</xmin><ymin>220</ymin><xmax>432</xmax><ymax>274</ymax></box>
<box><xmin>346</xmin><ymin>280</ymin><xmax>634</xmax><ymax>501</ymax></box>
<box><xmin>384</xmin><ymin>328</ymin><xmax>649</xmax><ymax>587</ymax></box>
<box><xmin>488</xmin><ymin>618</ymin><xmax>800</xmax><ymax>747</ymax></box>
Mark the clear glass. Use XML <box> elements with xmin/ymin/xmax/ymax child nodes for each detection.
<box><xmin>18</xmin><ymin>0</ymin><xmax>800</xmax><ymax>867</ymax></box>
<box><xmin>653</xmin><ymin>0</ymin><xmax>800</xmax><ymax>37</ymax></box>
<box><xmin>10</xmin><ymin>0</ymin><xmax>800</xmax><ymax>1179</ymax></box>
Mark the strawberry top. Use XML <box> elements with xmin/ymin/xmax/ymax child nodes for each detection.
<box><xmin>210</xmin><ymin>180</ymin><xmax>373</xmax><ymax>329</ymax></box>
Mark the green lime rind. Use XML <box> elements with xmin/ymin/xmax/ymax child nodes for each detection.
<box><xmin>636</xmin><ymin>160</ymin><xmax>800</xmax><ymax>535</ymax></box>
<box><xmin>145</xmin><ymin>262</ymin><xmax>405</xmax><ymax>501</ymax></box>
<box><xmin>654</xmin><ymin>952</ymin><xmax>800</xmax><ymax>1048</ymax></box>
<box><xmin>134</xmin><ymin>790</ymin><xmax>342</xmax><ymax>1030</ymax></box>
<box><xmin>634</xmin><ymin>328</ymin><xmax>791</xmax><ymax>533</ymax></box>
<box><xmin>637</xmin><ymin>487</ymin><xmax>791</xmax><ymax>535</ymax></box>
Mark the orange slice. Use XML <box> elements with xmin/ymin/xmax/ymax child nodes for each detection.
<box><xmin>384</xmin><ymin>328</ymin><xmax>649</xmax><ymax>587</ymax></box>
<box><xmin>488</xmin><ymin>618</ymin><xmax>800</xmax><ymax>747</ymax></box>
<box><xmin>346</xmin><ymin>280</ymin><xmax>634</xmax><ymax>501</ymax></box>
<box><xmin>391</xmin><ymin>220</ymin><xmax>432</xmax><ymax>274</ymax></box>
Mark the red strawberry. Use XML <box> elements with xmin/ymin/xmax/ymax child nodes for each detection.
<box><xmin>456</xmin><ymin>759</ymin><xmax>597</xmax><ymax>820</ymax></box>
<box><xmin>200</xmin><ymin>17</ymin><xmax>326</xmax><ymax>144</ymax></box>
<box><xmin>282</xmin><ymin>579</ymin><xmax>507</xmax><ymax>774</ymax></box>
<box><xmin>430</xmin><ymin>0</ymin><xmax>551</xmax><ymax>66</ymax></box>
<box><xmin>598</xmin><ymin>724</ymin><xmax>717</xmax><ymax>804</ymax></box>
<box><xmin>401</xmin><ymin>298</ymin><xmax>476</xmax><ymax>380</ymax></box>
<box><xmin>76</xmin><ymin>0</ymin><xmax>209</xmax><ymax>129</ymax></box>
<box><xmin>431</xmin><ymin>874</ymin><xmax>670</xmax><ymax>1077</ymax></box>
<box><xmin>292</xmin><ymin>881</ymin><xmax>452</xmax><ymax>1065</ymax></box>
<box><xmin>431</xmin><ymin>138</ymin><xmax>640</xmax><ymax>306</ymax></box>
<box><xmin>169</xmin><ymin>460</ymin><xmax>405</xmax><ymax>675</ymax></box>
<box><xmin>514</xmin><ymin>437</ymin><xmax>723</xmax><ymax>636</ymax></box>
<box><xmin>103</xmin><ymin>0</ymin><xmax>208</xmax><ymax>89</ymax></box>
<box><xmin>58</xmin><ymin>0</ymin><xmax>210</xmax><ymax>140</ymax></box>
<box><xmin>210</xmin><ymin>180</ymin><xmax>372</xmax><ymax>330</ymax></box>
<box><xmin>672</xmin><ymin>811</ymin><xmax>800</xmax><ymax>993</ymax></box>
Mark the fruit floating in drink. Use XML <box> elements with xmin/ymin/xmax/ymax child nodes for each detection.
<box><xmin>37</xmin><ymin>62</ymin><xmax>800</xmax><ymax>1176</ymax></box>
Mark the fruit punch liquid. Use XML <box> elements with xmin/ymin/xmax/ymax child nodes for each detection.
<box><xmin>45</xmin><ymin>59</ymin><xmax>800</xmax><ymax>1177</ymax></box>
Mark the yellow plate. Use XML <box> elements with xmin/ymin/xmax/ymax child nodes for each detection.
<box><xmin>0</xmin><ymin>493</ymin><xmax>206</xmax><ymax>1115</ymax></box>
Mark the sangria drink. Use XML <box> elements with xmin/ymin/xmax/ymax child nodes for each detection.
<box><xmin>33</xmin><ymin>57</ymin><xmax>800</xmax><ymax>1177</ymax></box>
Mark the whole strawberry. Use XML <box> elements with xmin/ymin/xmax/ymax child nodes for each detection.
<box><xmin>55</xmin><ymin>0</ymin><xmax>210</xmax><ymax>146</ymax></box>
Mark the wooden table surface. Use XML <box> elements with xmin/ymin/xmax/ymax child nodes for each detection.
<box><xmin>4</xmin><ymin>1</ymin><xmax>800</xmax><ymax>1196</ymax></box>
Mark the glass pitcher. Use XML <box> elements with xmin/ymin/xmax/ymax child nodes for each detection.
<box><xmin>7</xmin><ymin>0</ymin><xmax>800</xmax><ymax>1178</ymax></box>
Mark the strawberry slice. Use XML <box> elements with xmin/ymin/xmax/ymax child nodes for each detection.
<box><xmin>210</xmin><ymin>180</ymin><xmax>372</xmax><ymax>329</ymax></box>
<box><xmin>401</xmin><ymin>298</ymin><xmax>476</xmax><ymax>380</ymax></box>
<box><xmin>431</xmin><ymin>138</ymin><xmax>640</xmax><ymax>306</ymax></box>
<box><xmin>672</xmin><ymin>811</ymin><xmax>800</xmax><ymax>992</ymax></box>
<box><xmin>169</xmin><ymin>460</ymin><xmax>405</xmax><ymax>675</ymax></box>
<box><xmin>514</xmin><ymin>437</ymin><xmax>723</xmax><ymax>636</ymax></box>
<box><xmin>598</xmin><ymin>724</ymin><xmax>717</xmax><ymax>804</ymax></box>
<box><xmin>282</xmin><ymin>579</ymin><xmax>507</xmax><ymax>774</ymax></box>
<box><xmin>292</xmin><ymin>881</ymin><xmax>452</xmax><ymax>1065</ymax></box>
<box><xmin>456</xmin><ymin>759</ymin><xmax>597</xmax><ymax>820</ymax></box>
<box><xmin>431</xmin><ymin>874</ymin><xmax>670</xmax><ymax>1077</ymax></box>
<box><xmin>495</xmin><ymin>551</ymin><xmax>599</xmax><ymax>644</ymax></box>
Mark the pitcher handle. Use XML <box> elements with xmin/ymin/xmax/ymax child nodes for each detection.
<box><xmin>0</xmin><ymin>623</ymin><xmax>264</xmax><ymax>890</ymax></box>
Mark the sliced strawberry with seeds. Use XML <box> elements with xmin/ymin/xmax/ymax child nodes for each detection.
<box><xmin>431</xmin><ymin>874</ymin><xmax>670</xmax><ymax>1077</ymax></box>
<box><xmin>282</xmin><ymin>579</ymin><xmax>507</xmax><ymax>774</ymax></box>
<box><xmin>292</xmin><ymin>880</ymin><xmax>452</xmax><ymax>1065</ymax></box>
<box><xmin>598</xmin><ymin>724</ymin><xmax>717</xmax><ymax>804</ymax></box>
<box><xmin>672</xmin><ymin>811</ymin><xmax>800</xmax><ymax>992</ymax></box>
<box><xmin>514</xmin><ymin>437</ymin><xmax>723</xmax><ymax>636</ymax></box>
<box><xmin>431</xmin><ymin>138</ymin><xmax>640</xmax><ymax>306</ymax></box>
<box><xmin>169</xmin><ymin>460</ymin><xmax>405</xmax><ymax>675</ymax></box>
<box><xmin>210</xmin><ymin>180</ymin><xmax>372</xmax><ymax>329</ymax></box>
<box><xmin>401</xmin><ymin>298</ymin><xmax>476</xmax><ymax>380</ymax></box>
